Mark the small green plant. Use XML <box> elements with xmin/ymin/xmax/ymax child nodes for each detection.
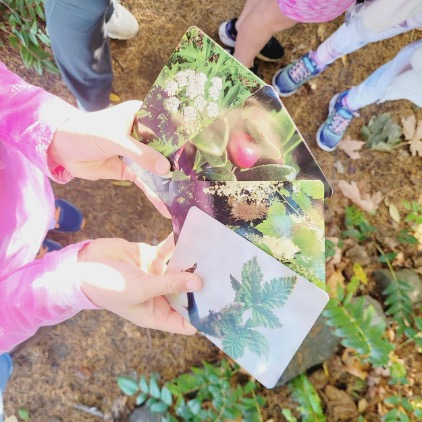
<box><xmin>0</xmin><ymin>0</ymin><xmax>58</xmax><ymax>74</ymax></box>
<box><xmin>361</xmin><ymin>113</ymin><xmax>403</xmax><ymax>151</ymax></box>
<box><xmin>397</xmin><ymin>200</ymin><xmax>422</xmax><ymax>245</ymax></box>
<box><xmin>118</xmin><ymin>359</ymin><xmax>265</xmax><ymax>421</ymax></box>
<box><xmin>323</xmin><ymin>284</ymin><xmax>394</xmax><ymax>367</ymax></box>
<box><xmin>284</xmin><ymin>374</ymin><xmax>326</xmax><ymax>422</ymax></box>
<box><xmin>383</xmin><ymin>395</ymin><xmax>422</xmax><ymax>421</ymax></box>
<box><xmin>342</xmin><ymin>205</ymin><xmax>377</xmax><ymax>242</ymax></box>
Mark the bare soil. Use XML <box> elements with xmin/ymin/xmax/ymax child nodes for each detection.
<box><xmin>2</xmin><ymin>1</ymin><xmax>421</xmax><ymax>420</ymax></box>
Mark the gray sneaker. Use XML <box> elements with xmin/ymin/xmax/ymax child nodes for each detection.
<box><xmin>106</xmin><ymin>0</ymin><xmax>139</xmax><ymax>40</ymax></box>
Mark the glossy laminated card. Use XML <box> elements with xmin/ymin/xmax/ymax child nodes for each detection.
<box><xmin>168</xmin><ymin>180</ymin><xmax>326</xmax><ymax>290</ymax></box>
<box><xmin>128</xmin><ymin>26</ymin><xmax>332</xmax><ymax>201</ymax></box>
<box><xmin>166</xmin><ymin>207</ymin><xmax>329</xmax><ymax>389</ymax></box>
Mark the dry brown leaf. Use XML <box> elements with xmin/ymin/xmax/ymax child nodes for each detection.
<box><xmin>342</xmin><ymin>349</ymin><xmax>369</xmax><ymax>380</ymax></box>
<box><xmin>338</xmin><ymin>136</ymin><xmax>365</xmax><ymax>160</ymax></box>
<box><xmin>327</xmin><ymin>269</ymin><xmax>345</xmax><ymax>297</ymax></box>
<box><xmin>401</xmin><ymin>114</ymin><xmax>422</xmax><ymax>157</ymax></box>
<box><xmin>337</xmin><ymin>180</ymin><xmax>383</xmax><ymax>213</ymax></box>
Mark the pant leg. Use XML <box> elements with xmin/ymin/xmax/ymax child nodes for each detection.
<box><xmin>45</xmin><ymin>0</ymin><xmax>113</xmax><ymax>111</ymax></box>
<box><xmin>0</xmin><ymin>354</ymin><xmax>13</xmax><ymax>422</ymax></box>
<box><xmin>346</xmin><ymin>40</ymin><xmax>422</xmax><ymax>110</ymax></box>
<box><xmin>314</xmin><ymin>2</ymin><xmax>422</xmax><ymax>67</ymax></box>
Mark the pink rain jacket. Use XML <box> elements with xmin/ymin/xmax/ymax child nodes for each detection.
<box><xmin>0</xmin><ymin>62</ymin><xmax>97</xmax><ymax>353</ymax></box>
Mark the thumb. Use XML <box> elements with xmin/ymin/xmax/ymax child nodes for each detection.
<box><xmin>141</xmin><ymin>271</ymin><xmax>203</xmax><ymax>302</ymax></box>
<box><xmin>109</xmin><ymin>101</ymin><xmax>171</xmax><ymax>176</ymax></box>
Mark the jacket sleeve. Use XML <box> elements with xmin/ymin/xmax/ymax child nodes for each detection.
<box><xmin>0</xmin><ymin>242</ymin><xmax>99</xmax><ymax>353</ymax></box>
<box><xmin>0</xmin><ymin>61</ymin><xmax>80</xmax><ymax>183</ymax></box>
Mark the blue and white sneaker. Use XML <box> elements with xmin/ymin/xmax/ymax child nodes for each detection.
<box><xmin>316</xmin><ymin>90</ymin><xmax>359</xmax><ymax>152</ymax></box>
<box><xmin>272</xmin><ymin>52</ymin><xmax>323</xmax><ymax>97</ymax></box>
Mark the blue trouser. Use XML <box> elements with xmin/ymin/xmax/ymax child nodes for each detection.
<box><xmin>45</xmin><ymin>0</ymin><xmax>114</xmax><ymax>111</ymax></box>
<box><xmin>0</xmin><ymin>354</ymin><xmax>13</xmax><ymax>422</ymax></box>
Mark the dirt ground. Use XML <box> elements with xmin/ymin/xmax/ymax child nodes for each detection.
<box><xmin>2</xmin><ymin>0</ymin><xmax>422</xmax><ymax>420</ymax></box>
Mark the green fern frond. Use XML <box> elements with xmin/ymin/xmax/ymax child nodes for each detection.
<box><xmin>323</xmin><ymin>290</ymin><xmax>394</xmax><ymax>367</ymax></box>
<box><xmin>383</xmin><ymin>278</ymin><xmax>413</xmax><ymax>336</ymax></box>
<box><xmin>288</xmin><ymin>374</ymin><xmax>326</xmax><ymax>422</ymax></box>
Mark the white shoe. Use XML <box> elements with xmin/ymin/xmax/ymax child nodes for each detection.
<box><xmin>106</xmin><ymin>0</ymin><xmax>139</xmax><ymax>40</ymax></box>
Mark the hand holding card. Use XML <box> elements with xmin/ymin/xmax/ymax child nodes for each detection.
<box><xmin>166</xmin><ymin>207</ymin><xmax>328</xmax><ymax>389</ymax></box>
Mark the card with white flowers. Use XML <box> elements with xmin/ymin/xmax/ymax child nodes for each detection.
<box><xmin>130</xmin><ymin>27</ymin><xmax>332</xmax><ymax>199</ymax></box>
<box><xmin>168</xmin><ymin>180</ymin><xmax>326</xmax><ymax>290</ymax></box>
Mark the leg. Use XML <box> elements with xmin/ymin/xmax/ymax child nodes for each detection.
<box><xmin>45</xmin><ymin>0</ymin><xmax>113</xmax><ymax>111</ymax></box>
<box><xmin>234</xmin><ymin>0</ymin><xmax>296</xmax><ymax>68</ymax></box>
<box><xmin>314</xmin><ymin>3</ymin><xmax>422</xmax><ymax>67</ymax></box>
<box><xmin>346</xmin><ymin>40</ymin><xmax>422</xmax><ymax>109</ymax></box>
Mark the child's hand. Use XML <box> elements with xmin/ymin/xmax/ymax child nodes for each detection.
<box><xmin>48</xmin><ymin>101</ymin><xmax>171</xmax><ymax>217</ymax></box>
<box><xmin>77</xmin><ymin>235</ymin><xmax>202</xmax><ymax>335</ymax></box>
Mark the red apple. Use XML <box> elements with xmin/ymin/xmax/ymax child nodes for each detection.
<box><xmin>227</xmin><ymin>131</ymin><xmax>260</xmax><ymax>169</ymax></box>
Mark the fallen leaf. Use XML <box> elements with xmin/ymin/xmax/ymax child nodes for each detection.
<box><xmin>342</xmin><ymin>349</ymin><xmax>369</xmax><ymax>380</ymax></box>
<box><xmin>401</xmin><ymin>114</ymin><xmax>422</xmax><ymax>157</ymax></box>
<box><xmin>334</xmin><ymin>160</ymin><xmax>345</xmax><ymax>174</ymax></box>
<box><xmin>327</xmin><ymin>269</ymin><xmax>345</xmax><ymax>297</ymax></box>
<box><xmin>338</xmin><ymin>136</ymin><xmax>365</xmax><ymax>159</ymax></box>
<box><xmin>327</xmin><ymin>236</ymin><xmax>343</xmax><ymax>265</ymax></box>
<box><xmin>337</xmin><ymin>180</ymin><xmax>383</xmax><ymax>213</ymax></box>
<box><xmin>388</xmin><ymin>203</ymin><xmax>401</xmax><ymax>223</ymax></box>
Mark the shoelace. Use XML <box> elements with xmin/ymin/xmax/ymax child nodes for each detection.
<box><xmin>288</xmin><ymin>58</ymin><xmax>314</xmax><ymax>84</ymax></box>
<box><xmin>329</xmin><ymin>112</ymin><xmax>353</xmax><ymax>135</ymax></box>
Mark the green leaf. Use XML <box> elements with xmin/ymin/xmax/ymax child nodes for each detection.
<box><xmin>383</xmin><ymin>278</ymin><xmax>413</xmax><ymax>336</ymax></box>
<box><xmin>230</xmin><ymin>274</ymin><xmax>241</xmax><ymax>293</ymax></box>
<box><xmin>323</xmin><ymin>297</ymin><xmax>394</xmax><ymax>366</ymax></box>
<box><xmin>150</xmin><ymin>401</ymin><xmax>169</xmax><ymax>413</ymax></box>
<box><xmin>149</xmin><ymin>377</ymin><xmax>161</xmax><ymax>399</ymax></box>
<box><xmin>139</xmin><ymin>375</ymin><xmax>149</xmax><ymax>393</ymax></box>
<box><xmin>117</xmin><ymin>376</ymin><xmax>139</xmax><ymax>396</ymax></box>
<box><xmin>361</xmin><ymin>113</ymin><xmax>402</xmax><ymax>151</ymax></box>
<box><xmin>18</xmin><ymin>408</ymin><xmax>30</xmax><ymax>421</ymax></box>
<box><xmin>261</xmin><ymin>276</ymin><xmax>297</xmax><ymax>308</ymax></box>
<box><xmin>256</xmin><ymin>202</ymin><xmax>294</xmax><ymax>238</ymax></box>
<box><xmin>288</xmin><ymin>374</ymin><xmax>326</xmax><ymax>422</ymax></box>
<box><xmin>282</xmin><ymin>409</ymin><xmax>298</xmax><ymax>422</ymax></box>
<box><xmin>250</xmin><ymin>305</ymin><xmax>282</xmax><ymax>329</ymax></box>
<box><xmin>136</xmin><ymin>392</ymin><xmax>148</xmax><ymax>406</ymax></box>
<box><xmin>235</xmin><ymin>256</ymin><xmax>263</xmax><ymax>306</ymax></box>
<box><xmin>161</xmin><ymin>386</ymin><xmax>173</xmax><ymax>406</ymax></box>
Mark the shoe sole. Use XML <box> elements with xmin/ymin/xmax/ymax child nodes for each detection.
<box><xmin>316</xmin><ymin>93</ymin><xmax>340</xmax><ymax>152</ymax></box>
<box><xmin>271</xmin><ymin>68</ymin><xmax>298</xmax><ymax>98</ymax></box>
<box><xmin>256</xmin><ymin>52</ymin><xmax>284</xmax><ymax>63</ymax></box>
<box><xmin>218</xmin><ymin>21</ymin><xmax>236</xmax><ymax>48</ymax></box>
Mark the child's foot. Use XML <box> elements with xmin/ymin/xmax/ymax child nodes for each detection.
<box><xmin>272</xmin><ymin>52</ymin><xmax>324</xmax><ymax>97</ymax></box>
<box><xmin>0</xmin><ymin>353</ymin><xmax>13</xmax><ymax>394</ymax></box>
<box><xmin>316</xmin><ymin>90</ymin><xmax>359</xmax><ymax>152</ymax></box>
<box><xmin>36</xmin><ymin>239</ymin><xmax>63</xmax><ymax>259</ymax></box>
<box><xmin>106</xmin><ymin>0</ymin><xmax>139</xmax><ymax>40</ymax></box>
<box><xmin>218</xmin><ymin>18</ymin><xmax>284</xmax><ymax>62</ymax></box>
<box><xmin>54</xmin><ymin>199</ymin><xmax>86</xmax><ymax>232</ymax></box>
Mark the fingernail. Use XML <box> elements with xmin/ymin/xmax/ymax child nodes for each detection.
<box><xmin>155</xmin><ymin>159</ymin><xmax>170</xmax><ymax>175</ymax></box>
<box><xmin>186</xmin><ymin>279</ymin><xmax>199</xmax><ymax>292</ymax></box>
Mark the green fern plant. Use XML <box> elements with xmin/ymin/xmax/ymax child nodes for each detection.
<box><xmin>323</xmin><ymin>285</ymin><xmax>394</xmax><ymax>367</ymax></box>
<box><xmin>118</xmin><ymin>359</ymin><xmax>265</xmax><ymax>421</ymax></box>
<box><xmin>284</xmin><ymin>374</ymin><xmax>326</xmax><ymax>422</ymax></box>
<box><xmin>0</xmin><ymin>0</ymin><xmax>58</xmax><ymax>74</ymax></box>
<box><xmin>342</xmin><ymin>205</ymin><xmax>377</xmax><ymax>242</ymax></box>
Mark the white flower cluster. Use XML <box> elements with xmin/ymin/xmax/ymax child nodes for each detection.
<box><xmin>163</xmin><ymin>70</ymin><xmax>223</xmax><ymax>121</ymax></box>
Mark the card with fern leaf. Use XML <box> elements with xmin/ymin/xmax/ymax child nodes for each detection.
<box><xmin>166</xmin><ymin>207</ymin><xmax>328</xmax><ymax>389</ymax></box>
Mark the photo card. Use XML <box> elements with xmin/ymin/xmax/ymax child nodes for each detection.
<box><xmin>166</xmin><ymin>207</ymin><xmax>329</xmax><ymax>389</ymax></box>
<box><xmin>168</xmin><ymin>180</ymin><xmax>326</xmax><ymax>289</ymax></box>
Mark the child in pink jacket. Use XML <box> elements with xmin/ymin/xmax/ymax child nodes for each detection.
<box><xmin>0</xmin><ymin>62</ymin><xmax>202</xmax><ymax>420</ymax></box>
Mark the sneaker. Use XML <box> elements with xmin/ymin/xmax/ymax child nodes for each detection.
<box><xmin>218</xmin><ymin>18</ymin><xmax>284</xmax><ymax>62</ymax></box>
<box><xmin>106</xmin><ymin>0</ymin><xmax>139</xmax><ymax>40</ymax></box>
<box><xmin>272</xmin><ymin>52</ymin><xmax>323</xmax><ymax>97</ymax></box>
<box><xmin>316</xmin><ymin>90</ymin><xmax>360</xmax><ymax>152</ymax></box>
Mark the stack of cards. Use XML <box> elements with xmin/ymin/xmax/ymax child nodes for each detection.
<box><xmin>127</xmin><ymin>27</ymin><xmax>332</xmax><ymax>388</ymax></box>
